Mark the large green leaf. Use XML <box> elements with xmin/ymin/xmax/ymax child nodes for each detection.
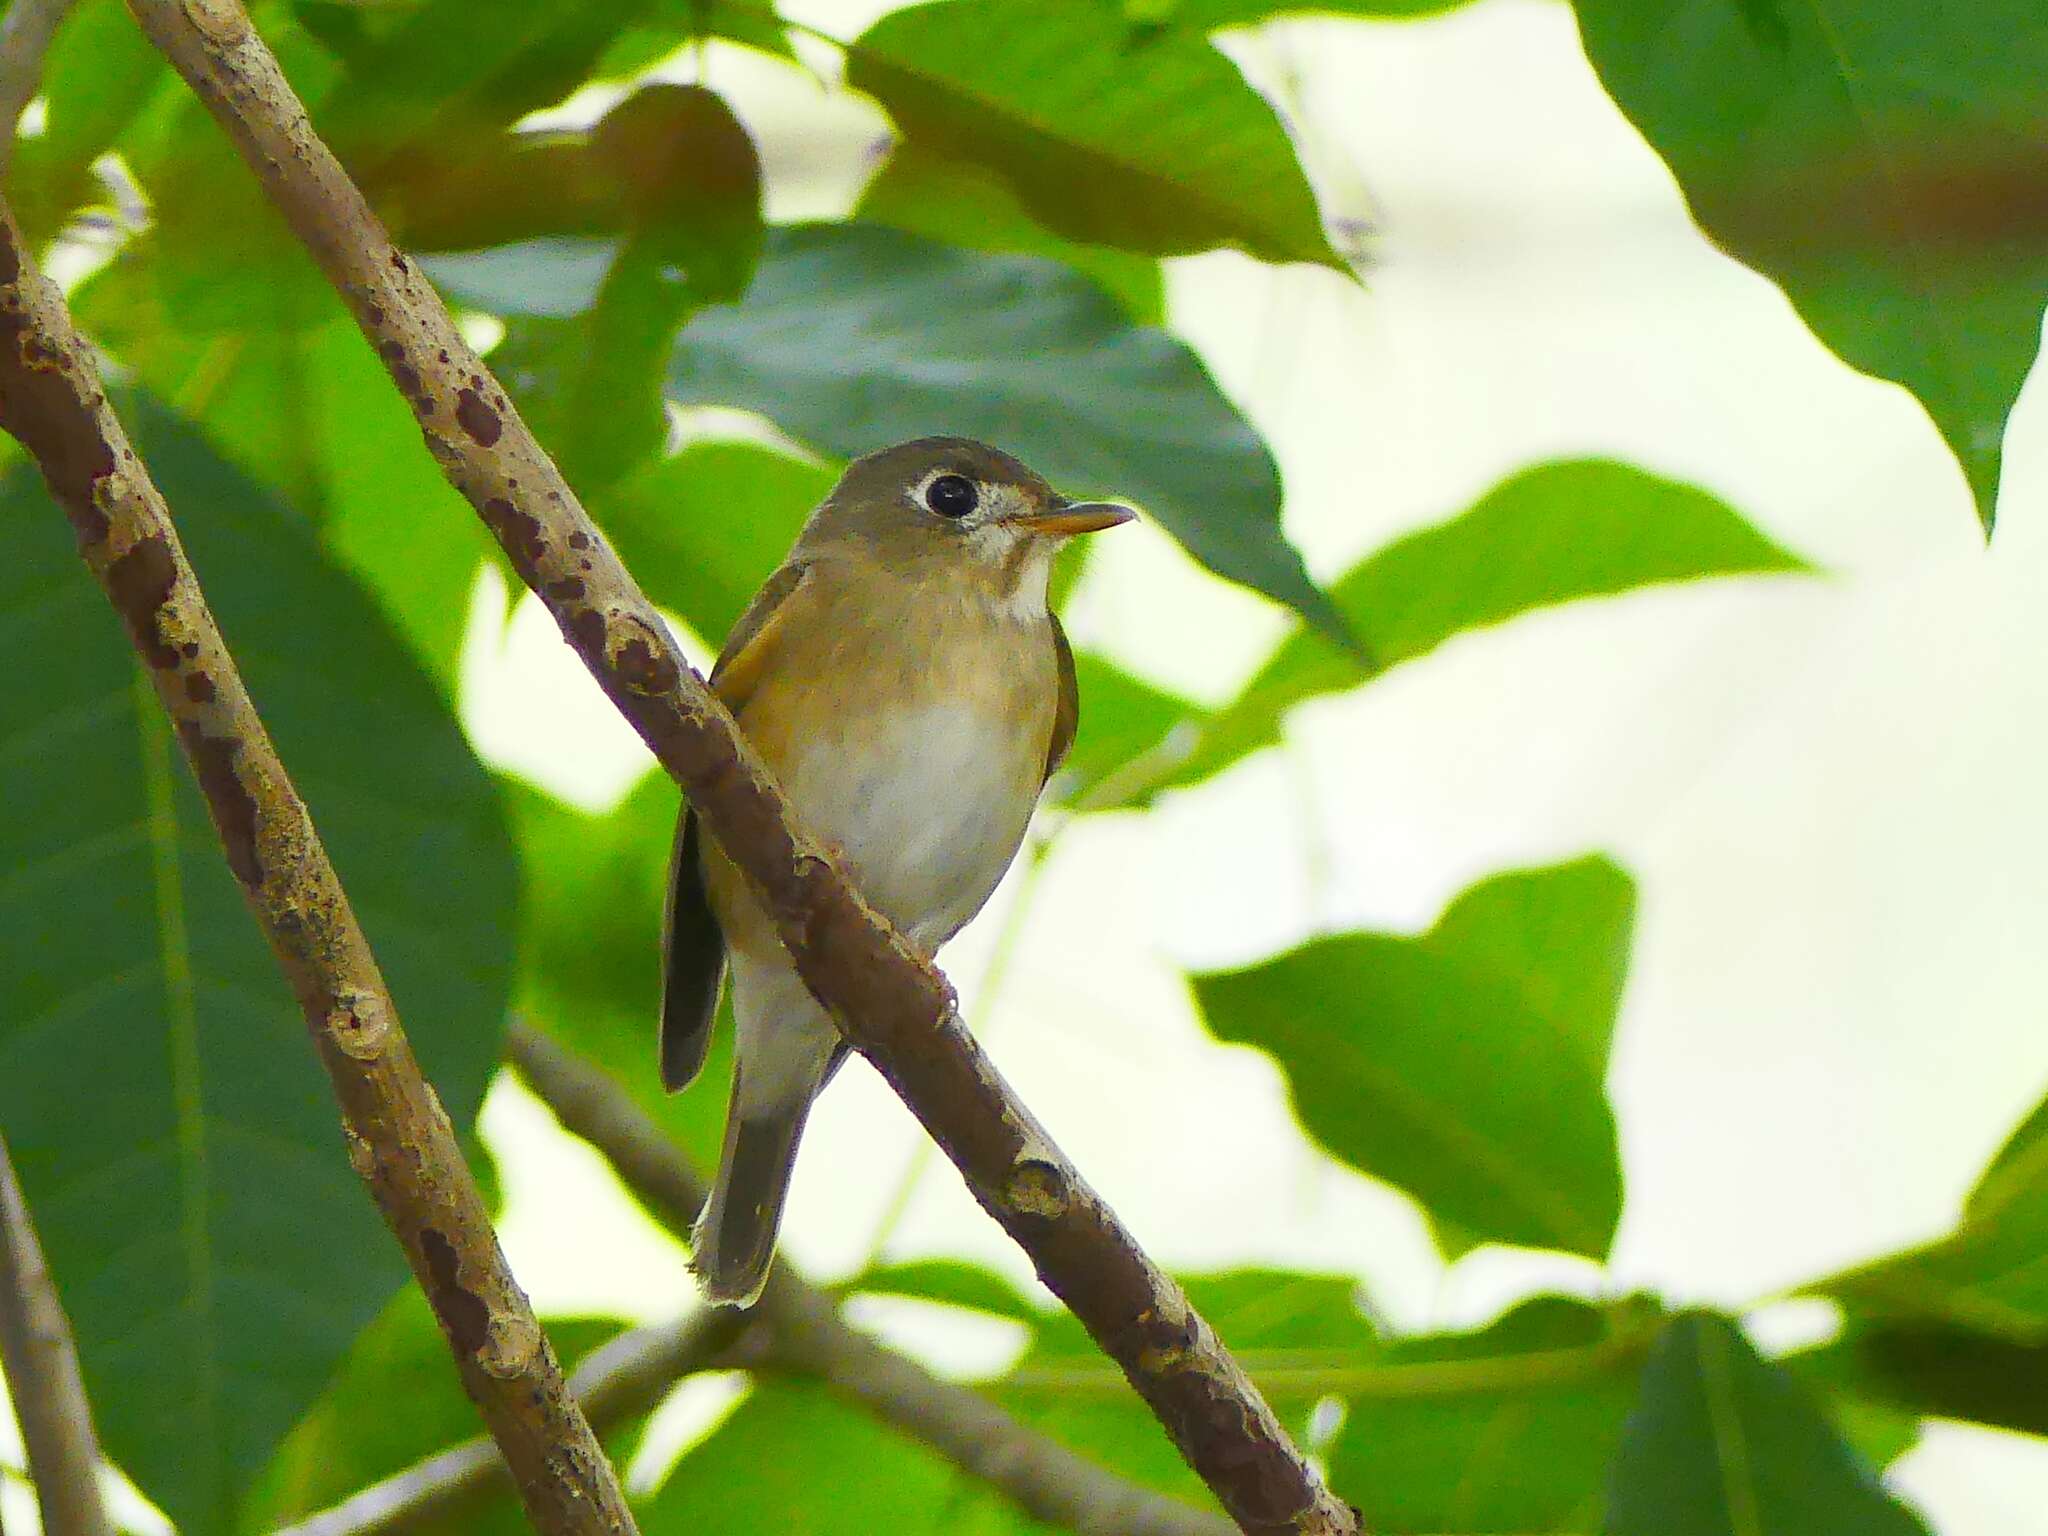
<box><xmin>1572</xmin><ymin>0</ymin><xmax>2048</xmax><ymax>532</ymax></box>
<box><xmin>843</xmin><ymin>0</ymin><xmax>1341</xmax><ymax>269</ymax></box>
<box><xmin>645</xmin><ymin>1377</ymin><xmax>1052</xmax><ymax>1535</ymax></box>
<box><xmin>1816</xmin><ymin>1087</ymin><xmax>2048</xmax><ymax>1342</ymax></box>
<box><xmin>1193</xmin><ymin>857</ymin><xmax>1634</xmax><ymax>1259</ymax></box>
<box><xmin>0</xmin><ymin>400</ymin><xmax>514</xmax><ymax>1534</ymax></box>
<box><xmin>1163</xmin><ymin>0</ymin><xmax>1473</xmax><ymax>23</ymax></box>
<box><xmin>660</xmin><ymin>222</ymin><xmax>1347</xmax><ymax>641</ymax></box>
<box><xmin>242</xmin><ymin>1288</ymin><xmax>629</xmax><ymax>1535</ymax></box>
<box><xmin>1095</xmin><ymin>458</ymin><xmax>1812</xmax><ymax>808</ymax></box>
<box><xmin>73</xmin><ymin>267</ymin><xmax>498</xmax><ymax>683</ymax></box>
<box><xmin>1787</xmin><ymin>1321</ymin><xmax>2045</xmax><ymax>1446</ymax></box>
<box><xmin>1605</xmin><ymin>1313</ymin><xmax>1930</xmax><ymax>1536</ymax></box>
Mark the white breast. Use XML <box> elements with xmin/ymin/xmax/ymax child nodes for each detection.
<box><xmin>782</xmin><ymin>701</ymin><xmax>1040</xmax><ymax>948</ymax></box>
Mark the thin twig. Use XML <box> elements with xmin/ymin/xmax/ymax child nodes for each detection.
<box><xmin>272</xmin><ymin>1310</ymin><xmax>748</xmax><ymax>1536</ymax></box>
<box><xmin>0</xmin><ymin>202</ymin><xmax>636</xmax><ymax>1536</ymax></box>
<box><xmin>0</xmin><ymin>1135</ymin><xmax>112</xmax><ymax>1536</ymax></box>
<box><xmin>0</xmin><ymin>0</ymin><xmax>78</xmax><ymax>174</ymax></box>
<box><xmin>509</xmin><ymin>1023</ymin><xmax>1237</xmax><ymax>1536</ymax></box>
<box><xmin>119</xmin><ymin>4</ymin><xmax>1353</xmax><ymax>1528</ymax></box>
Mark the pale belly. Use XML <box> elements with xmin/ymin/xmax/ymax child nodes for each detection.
<box><xmin>775</xmin><ymin>700</ymin><xmax>1042</xmax><ymax>947</ymax></box>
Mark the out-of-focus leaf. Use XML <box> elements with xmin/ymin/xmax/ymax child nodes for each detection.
<box><xmin>857</xmin><ymin>143</ymin><xmax>1165</xmax><ymax>325</ymax></box>
<box><xmin>1159</xmin><ymin>0</ymin><xmax>1473</xmax><ymax>23</ymax></box>
<box><xmin>844</xmin><ymin>0</ymin><xmax>1340</xmax><ymax>269</ymax></box>
<box><xmin>74</xmin><ymin>266</ymin><xmax>497</xmax><ymax>682</ymax></box>
<box><xmin>1193</xmin><ymin>858</ymin><xmax>1634</xmax><ymax>1259</ymax></box>
<box><xmin>1816</xmin><ymin>1088</ymin><xmax>2048</xmax><ymax>1343</ymax></box>
<box><xmin>508</xmin><ymin>776</ymin><xmax>732</xmax><ymax>1176</ymax></box>
<box><xmin>1605</xmin><ymin>1313</ymin><xmax>1930</xmax><ymax>1536</ymax></box>
<box><xmin>1053</xmin><ymin>653</ymin><xmax>1202</xmax><ymax>808</ymax></box>
<box><xmin>1333</xmin><ymin>1294</ymin><xmax>1663</xmax><ymax>1533</ymax></box>
<box><xmin>1787</xmin><ymin>1322</ymin><xmax>2033</xmax><ymax>1449</ymax></box>
<box><xmin>1096</xmin><ymin>459</ymin><xmax>1812</xmax><ymax>807</ymax></box>
<box><xmin>487</xmin><ymin>86</ymin><xmax>765</xmax><ymax>488</ymax></box>
<box><xmin>597</xmin><ymin>440</ymin><xmax>834</xmax><ymax>643</ymax></box>
<box><xmin>242</xmin><ymin>1287</ymin><xmax>628</xmax><ymax>1534</ymax></box>
<box><xmin>3</xmin><ymin>0</ymin><xmax>170</xmax><ymax>241</ymax></box>
<box><xmin>592</xmin><ymin>0</ymin><xmax>799</xmax><ymax>75</ymax></box>
<box><xmin>840</xmin><ymin>1260</ymin><xmax>1044</xmax><ymax>1322</ymax></box>
<box><xmin>658</xmin><ymin>222</ymin><xmax>1347</xmax><ymax>642</ymax></box>
<box><xmin>0</xmin><ymin>400</ymin><xmax>514</xmax><ymax>1535</ymax></box>
<box><xmin>644</xmin><ymin>1378</ymin><xmax>1053</xmax><ymax>1534</ymax></box>
<box><xmin>1572</xmin><ymin>0</ymin><xmax>2048</xmax><ymax>532</ymax></box>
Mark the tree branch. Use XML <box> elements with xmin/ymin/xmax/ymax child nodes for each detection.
<box><xmin>118</xmin><ymin>4</ymin><xmax>1355</xmax><ymax>1530</ymax></box>
<box><xmin>0</xmin><ymin>0</ymin><xmax>77</xmax><ymax>174</ymax></box>
<box><xmin>511</xmin><ymin>1023</ymin><xmax>1237</xmax><ymax>1536</ymax></box>
<box><xmin>0</xmin><ymin>202</ymin><xmax>637</xmax><ymax>1536</ymax></box>
<box><xmin>0</xmin><ymin>1135</ymin><xmax>112</xmax><ymax>1536</ymax></box>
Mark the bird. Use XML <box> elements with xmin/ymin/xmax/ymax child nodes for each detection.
<box><xmin>659</xmin><ymin>436</ymin><xmax>1135</xmax><ymax>1306</ymax></box>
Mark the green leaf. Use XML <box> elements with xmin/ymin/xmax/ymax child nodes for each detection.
<box><xmin>660</xmin><ymin>222</ymin><xmax>1346</xmax><ymax>641</ymax></box>
<box><xmin>1787</xmin><ymin>1321</ymin><xmax>2035</xmax><ymax>1450</ymax></box>
<box><xmin>646</xmin><ymin>1377</ymin><xmax>1055</xmax><ymax>1534</ymax></box>
<box><xmin>1193</xmin><ymin>857</ymin><xmax>1634</xmax><ymax>1259</ymax></box>
<box><xmin>1816</xmin><ymin>1087</ymin><xmax>2048</xmax><ymax>1343</ymax></box>
<box><xmin>243</xmin><ymin>1287</ymin><xmax>628</xmax><ymax>1533</ymax></box>
<box><xmin>74</xmin><ymin>269</ymin><xmax>498</xmax><ymax>683</ymax></box>
<box><xmin>1605</xmin><ymin>1312</ymin><xmax>1930</xmax><ymax>1536</ymax></box>
<box><xmin>1333</xmin><ymin>1294</ymin><xmax>1662</xmax><ymax>1533</ymax></box>
<box><xmin>0</xmin><ymin>399</ymin><xmax>515</xmax><ymax>1535</ymax></box>
<box><xmin>1053</xmin><ymin>653</ymin><xmax>1204</xmax><ymax>808</ymax></box>
<box><xmin>857</xmin><ymin>142</ymin><xmax>1165</xmax><ymax>326</ymax></box>
<box><xmin>508</xmin><ymin>776</ymin><xmax>734</xmax><ymax>1176</ymax></box>
<box><xmin>1572</xmin><ymin>0</ymin><xmax>2048</xmax><ymax>532</ymax></box>
<box><xmin>592</xmin><ymin>0</ymin><xmax>798</xmax><ymax>75</ymax></box>
<box><xmin>597</xmin><ymin>440</ymin><xmax>836</xmax><ymax>643</ymax></box>
<box><xmin>843</xmin><ymin>0</ymin><xmax>1340</xmax><ymax>269</ymax></box>
<box><xmin>1105</xmin><ymin>458</ymin><xmax>1813</xmax><ymax>806</ymax></box>
<box><xmin>840</xmin><ymin>1260</ymin><xmax>1045</xmax><ymax>1323</ymax></box>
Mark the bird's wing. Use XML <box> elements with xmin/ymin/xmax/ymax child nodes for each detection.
<box><xmin>660</xmin><ymin>562</ymin><xmax>812</xmax><ymax>1092</ymax></box>
<box><xmin>1044</xmin><ymin>611</ymin><xmax>1079</xmax><ymax>787</ymax></box>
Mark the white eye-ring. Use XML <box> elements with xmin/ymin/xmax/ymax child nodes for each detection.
<box><xmin>923</xmin><ymin>473</ymin><xmax>979</xmax><ymax>519</ymax></box>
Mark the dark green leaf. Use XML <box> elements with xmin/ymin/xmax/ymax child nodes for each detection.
<box><xmin>242</xmin><ymin>1288</ymin><xmax>628</xmax><ymax>1533</ymax></box>
<box><xmin>857</xmin><ymin>143</ymin><xmax>1165</xmax><ymax>325</ymax></box>
<box><xmin>1193</xmin><ymin>857</ymin><xmax>1634</xmax><ymax>1259</ymax></box>
<box><xmin>1333</xmin><ymin>1294</ymin><xmax>1662</xmax><ymax>1533</ymax></box>
<box><xmin>843</xmin><ymin>0</ymin><xmax>1340</xmax><ymax>269</ymax></box>
<box><xmin>1105</xmin><ymin>459</ymin><xmax>1812</xmax><ymax>806</ymax></box>
<box><xmin>74</xmin><ymin>268</ymin><xmax>497</xmax><ymax>682</ymax></box>
<box><xmin>592</xmin><ymin>0</ymin><xmax>799</xmax><ymax>74</ymax></box>
<box><xmin>1572</xmin><ymin>0</ymin><xmax>2048</xmax><ymax>531</ymax></box>
<box><xmin>661</xmin><ymin>222</ymin><xmax>1346</xmax><ymax>641</ymax></box>
<box><xmin>644</xmin><ymin>1377</ymin><xmax>1053</xmax><ymax>1535</ymax></box>
<box><xmin>0</xmin><ymin>400</ymin><xmax>514</xmax><ymax>1534</ymax></box>
<box><xmin>1788</xmin><ymin>1321</ymin><xmax>2033</xmax><ymax>1449</ymax></box>
<box><xmin>1605</xmin><ymin>1312</ymin><xmax>1930</xmax><ymax>1536</ymax></box>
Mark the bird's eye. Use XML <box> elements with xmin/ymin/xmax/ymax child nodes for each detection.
<box><xmin>924</xmin><ymin>473</ymin><xmax>979</xmax><ymax>519</ymax></box>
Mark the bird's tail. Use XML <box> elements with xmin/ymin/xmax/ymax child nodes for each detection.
<box><xmin>691</xmin><ymin>1073</ymin><xmax>815</xmax><ymax>1307</ymax></box>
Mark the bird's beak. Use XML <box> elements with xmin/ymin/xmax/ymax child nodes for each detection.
<box><xmin>1006</xmin><ymin>500</ymin><xmax>1138</xmax><ymax>537</ymax></box>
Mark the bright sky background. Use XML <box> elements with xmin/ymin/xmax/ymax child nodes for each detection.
<box><xmin>7</xmin><ymin>0</ymin><xmax>2047</xmax><ymax>1531</ymax></box>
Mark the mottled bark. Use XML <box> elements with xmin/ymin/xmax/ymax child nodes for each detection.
<box><xmin>120</xmin><ymin>2</ymin><xmax>1357</xmax><ymax>1528</ymax></box>
<box><xmin>0</xmin><ymin>201</ymin><xmax>636</xmax><ymax>1536</ymax></box>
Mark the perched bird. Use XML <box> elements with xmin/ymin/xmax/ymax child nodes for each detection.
<box><xmin>660</xmin><ymin>437</ymin><xmax>1134</xmax><ymax>1305</ymax></box>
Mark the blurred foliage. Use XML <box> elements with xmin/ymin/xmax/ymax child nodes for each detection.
<box><xmin>0</xmin><ymin>0</ymin><xmax>2038</xmax><ymax>1530</ymax></box>
<box><xmin>1194</xmin><ymin>858</ymin><xmax>1633</xmax><ymax>1261</ymax></box>
<box><xmin>1573</xmin><ymin>0</ymin><xmax>2048</xmax><ymax>532</ymax></box>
